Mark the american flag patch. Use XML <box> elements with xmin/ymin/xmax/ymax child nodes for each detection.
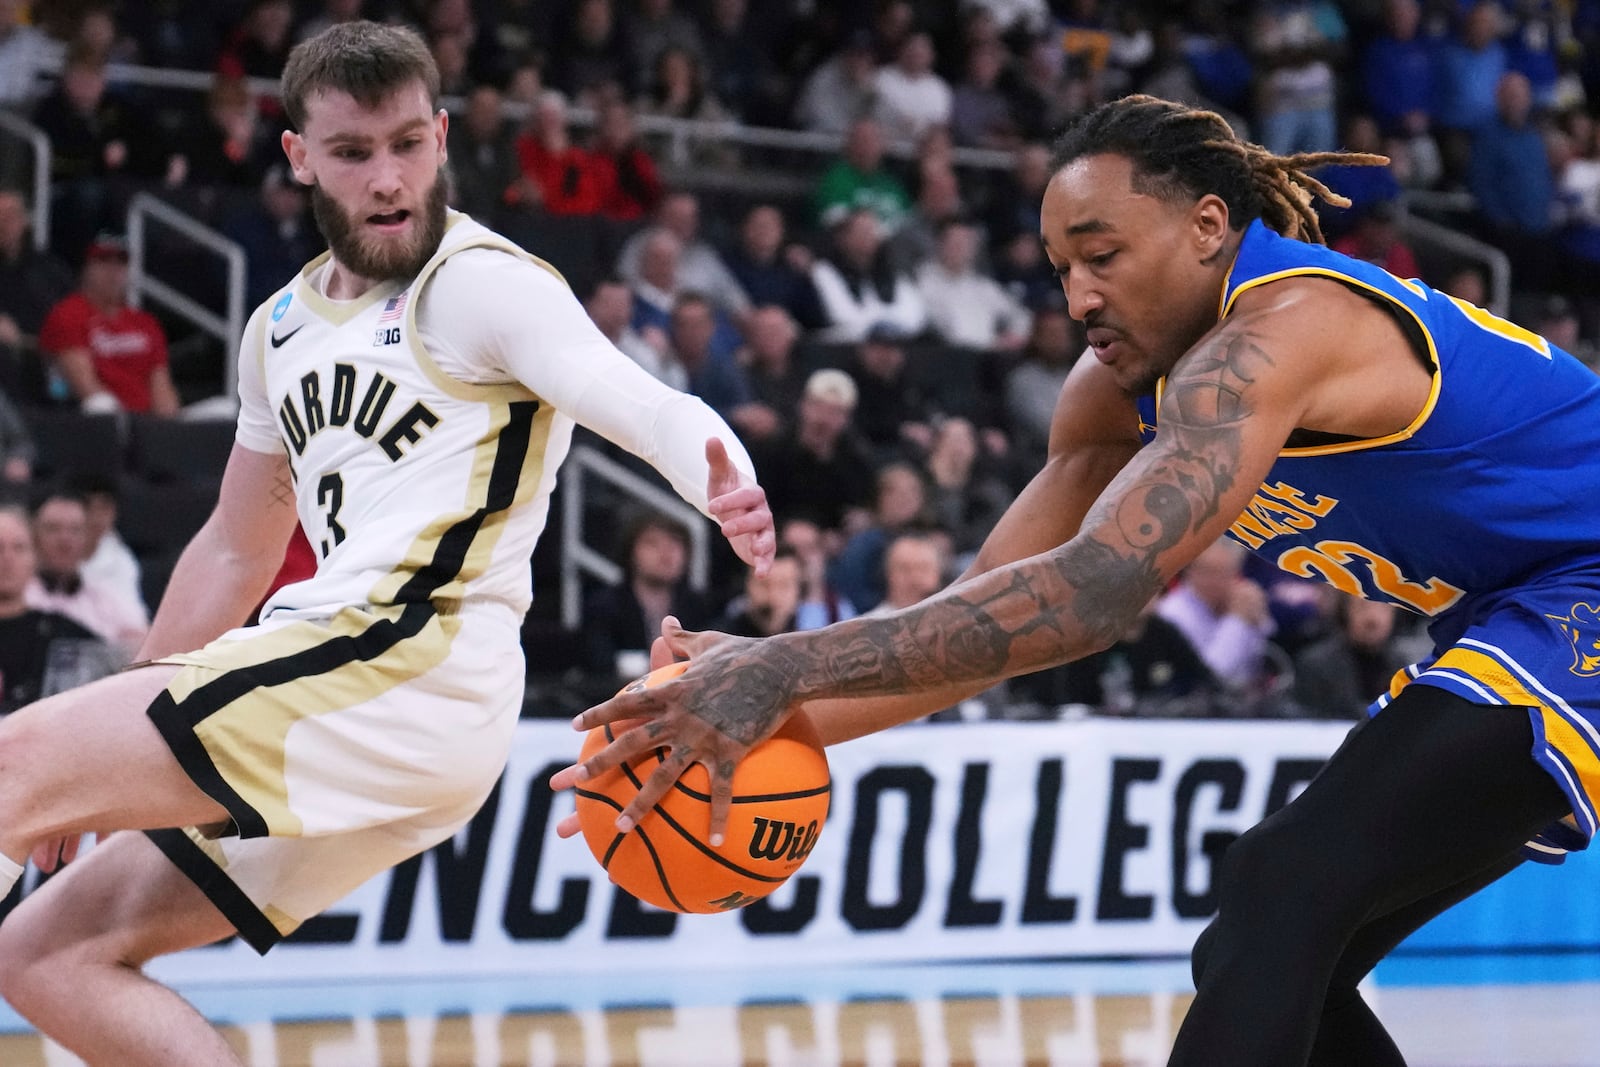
<box><xmin>378</xmin><ymin>291</ymin><xmax>409</xmax><ymax>323</ymax></box>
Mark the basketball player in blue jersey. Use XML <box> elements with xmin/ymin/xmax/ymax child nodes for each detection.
<box><xmin>559</xmin><ymin>94</ymin><xmax>1598</xmax><ymax>1065</ymax></box>
<box><xmin>0</xmin><ymin>21</ymin><xmax>776</xmax><ymax>1066</ymax></box>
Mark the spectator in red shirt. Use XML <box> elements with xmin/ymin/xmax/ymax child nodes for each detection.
<box><xmin>589</xmin><ymin>96</ymin><xmax>663</xmax><ymax>222</ymax></box>
<box><xmin>38</xmin><ymin>235</ymin><xmax>180</xmax><ymax>416</ymax></box>
<box><xmin>507</xmin><ymin>90</ymin><xmax>606</xmax><ymax>216</ymax></box>
<box><xmin>1331</xmin><ymin>201</ymin><xmax>1422</xmax><ymax>281</ymax></box>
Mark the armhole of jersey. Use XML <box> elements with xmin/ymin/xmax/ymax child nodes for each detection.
<box><xmin>404</xmin><ymin>237</ymin><xmax>561</xmax><ymax>405</ymax></box>
<box><xmin>1221</xmin><ymin>266</ymin><xmax>1444</xmax><ymax>457</ymax></box>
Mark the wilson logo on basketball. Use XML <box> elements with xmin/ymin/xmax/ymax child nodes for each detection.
<box><xmin>747</xmin><ymin>817</ymin><xmax>820</xmax><ymax>863</ymax></box>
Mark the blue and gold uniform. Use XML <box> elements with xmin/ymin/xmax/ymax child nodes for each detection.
<box><xmin>1138</xmin><ymin>219</ymin><xmax>1600</xmax><ymax>861</ymax></box>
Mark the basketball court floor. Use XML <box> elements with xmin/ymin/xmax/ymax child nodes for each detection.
<box><xmin>0</xmin><ymin>952</ymin><xmax>1595</xmax><ymax>1066</ymax></box>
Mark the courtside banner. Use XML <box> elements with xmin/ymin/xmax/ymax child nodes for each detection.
<box><xmin>133</xmin><ymin>719</ymin><xmax>1352</xmax><ymax>983</ymax></box>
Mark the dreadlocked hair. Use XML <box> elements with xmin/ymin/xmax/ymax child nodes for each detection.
<box><xmin>1049</xmin><ymin>95</ymin><xmax>1389</xmax><ymax>245</ymax></box>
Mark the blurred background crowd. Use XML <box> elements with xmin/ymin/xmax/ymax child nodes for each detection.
<box><xmin>0</xmin><ymin>0</ymin><xmax>1594</xmax><ymax>722</ymax></box>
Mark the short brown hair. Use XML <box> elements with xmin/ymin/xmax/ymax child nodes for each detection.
<box><xmin>280</xmin><ymin>20</ymin><xmax>440</xmax><ymax>131</ymax></box>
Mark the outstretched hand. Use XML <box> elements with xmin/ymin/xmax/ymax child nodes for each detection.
<box><xmin>705</xmin><ymin>437</ymin><xmax>774</xmax><ymax>577</ymax></box>
<box><xmin>549</xmin><ymin>617</ymin><xmax>797</xmax><ymax>846</ymax></box>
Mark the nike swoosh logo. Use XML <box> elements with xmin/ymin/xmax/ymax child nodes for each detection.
<box><xmin>269</xmin><ymin>325</ymin><xmax>304</xmax><ymax>348</ymax></box>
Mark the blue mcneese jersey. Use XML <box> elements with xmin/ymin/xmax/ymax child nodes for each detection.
<box><xmin>1138</xmin><ymin>219</ymin><xmax>1600</xmax><ymax>860</ymax></box>
<box><xmin>1140</xmin><ymin>219</ymin><xmax>1600</xmax><ymax>633</ymax></box>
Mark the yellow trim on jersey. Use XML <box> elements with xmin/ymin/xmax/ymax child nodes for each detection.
<box><xmin>164</xmin><ymin>605</ymin><xmax>460</xmax><ymax>836</ymax></box>
<box><xmin>1219</xmin><ymin>266</ymin><xmax>1443</xmax><ymax>458</ymax></box>
<box><xmin>403</xmin><ymin>234</ymin><xmax>566</xmax><ymax>405</ymax></box>
<box><xmin>291</xmin><ymin>252</ymin><xmax>402</xmax><ymax>325</ymax></box>
<box><xmin>1431</xmin><ymin>646</ymin><xmax>1600</xmax><ymax>809</ymax></box>
<box><xmin>364</xmin><ymin>397</ymin><xmax>553</xmax><ymax>605</ymax></box>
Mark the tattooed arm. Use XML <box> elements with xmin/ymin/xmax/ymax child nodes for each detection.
<box><xmin>554</xmin><ymin>305</ymin><xmax>1315</xmax><ymax>840</ymax></box>
<box><xmin>136</xmin><ymin>445</ymin><xmax>301</xmax><ymax>660</ymax></box>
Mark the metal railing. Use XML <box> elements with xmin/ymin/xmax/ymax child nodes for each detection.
<box><xmin>98</xmin><ymin>60</ymin><xmax>1015</xmax><ymax>173</ymax></box>
<box><xmin>1396</xmin><ymin>199</ymin><xmax>1513</xmax><ymax>318</ymax></box>
<box><xmin>0</xmin><ymin>110</ymin><xmax>51</xmax><ymax>251</ymax></box>
<box><xmin>559</xmin><ymin>444</ymin><xmax>709</xmax><ymax>631</ymax></box>
<box><xmin>125</xmin><ymin>192</ymin><xmax>248</xmax><ymax>401</ymax></box>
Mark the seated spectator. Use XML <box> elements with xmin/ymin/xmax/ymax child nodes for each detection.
<box><xmin>68</xmin><ymin>471</ymin><xmax>145</xmax><ymax>622</ymax></box>
<box><xmin>751</xmin><ymin>369</ymin><xmax>876</xmax><ymax>536</ymax></box>
<box><xmin>0</xmin><ymin>0</ymin><xmax>61</xmax><ymax>110</ymax></box>
<box><xmin>813</xmin><ymin>116</ymin><xmax>913</xmax><ymax>234</ymax></box>
<box><xmin>618</xmin><ymin>191</ymin><xmax>751</xmax><ymax>320</ymax></box>
<box><xmin>429</xmin><ymin>28</ymin><xmax>474</xmax><ymax>98</ymax></box>
<box><xmin>874</xmin><ymin>31</ymin><xmax>952</xmax><ymax>142</ymax></box>
<box><xmin>951</xmin><ymin>39</ymin><xmax>1021</xmax><ymax>149</ymax></box>
<box><xmin>887</xmin><ymin>164</ymin><xmax>967</xmax><ymax>275</ymax></box>
<box><xmin>39</xmin><ymin>236</ymin><xmax>179</xmax><ymax>416</ymax></box>
<box><xmin>725</xmin><ymin>204</ymin><xmax>825</xmax><ymax>330</ymax></box>
<box><xmin>507</xmin><ymin>90</ymin><xmax>606</xmax><ymax>217</ymax></box>
<box><xmin>991</xmin><ymin>231</ymin><xmax>1061</xmax><ymax>314</ymax></box>
<box><xmin>845</xmin><ymin>324</ymin><xmax>936</xmax><ymax>455</ymax></box>
<box><xmin>0</xmin><ymin>505</ymin><xmax>111</xmax><ymax>714</ymax></box>
<box><xmin>663</xmin><ymin>293</ymin><xmax>759</xmax><ymax>429</ymax></box>
<box><xmin>1469</xmin><ymin>71</ymin><xmax>1556</xmax><ymax>287</ymax></box>
<box><xmin>1004</xmin><ymin>304</ymin><xmax>1080</xmax><ymax>464</ymax></box>
<box><xmin>217</xmin><ymin>0</ymin><xmax>295</xmax><ymax>83</ymax></box>
<box><xmin>922</xmin><ymin>415</ymin><xmax>1014</xmax><ymax>565</ymax></box>
<box><xmin>171</xmin><ymin>73</ymin><xmax>279</xmax><ymax>191</ymax></box>
<box><xmin>916</xmin><ymin>218</ymin><xmax>1031</xmax><ymax>350</ymax></box>
<box><xmin>1156</xmin><ymin>537</ymin><xmax>1276</xmax><ymax>697</ymax></box>
<box><xmin>1248</xmin><ymin>0</ymin><xmax>1342</xmax><ymax>156</ymax></box>
<box><xmin>1012</xmin><ymin>595</ymin><xmax>1218</xmax><ymax>718</ymax></box>
<box><xmin>830</xmin><ymin>461</ymin><xmax>930</xmax><ymax>612</ymax></box>
<box><xmin>551</xmin><ymin>0</ymin><xmax>636</xmax><ymax>104</ymax></box>
<box><xmin>715</xmin><ymin>547</ymin><xmax>804</xmax><ymax>638</ymax></box>
<box><xmin>778</xmin><ymin>516</ymin><xmax>857</xmax><ymax>629</ymax></box>
<box><xmin>811</xmin><ymin>210</ymin><xmax>928</xmax><ymax>344</ymax></box>
<box><xmin>0</xmin><ymin>188</ymin><xmax>74</xmax><ymax>403</ymax></box>
<box><xmin>31</xmin><ymin>45</ymin><xmax>168</xmax><ymax>261</ymax></box>
<box><xmin>223</xmin><ymin>166</ymin><xmax>323</xmax><ymax>309</ymax></box>
<box><xmin>584</xmin><ymin>276</ymin><xmax>669</xmax><ymax>381</ymax></box>
<box><xmin>446</xmin><ymin>83</ymin><xmax>521</xmax><ymax>222</ymax></box>
<box><xmin>25</xmin><ymin>489</ymin><xmax>147</xmax><ymax>655</ymax></box>
<box><xmin>794</xmin><ymin>29</ymin><xmax>881</xmax><ymax>136</ymax></box>
<box><xmin>865</xmin><ymin>529</ymin><xmax>949</xmax><ymax>615</ymax></box>
<box><xmin>1435</xmin><ymin>0</ymin><xmax>1509</xmax><ymax>185</ymax></box>
<box><xmin>588</xmin><ymin>96</ymin><xmax>663</xmax><ymax>223</ymax></box>
<box><xmin>739</xmin><ymin>306</ymin><xmax>805</xmax><ymax>443</ymax></box>
<box><xmin>1315</xmin><ymin>113</ymin><xmax>1403</xmax><ymax>241</ymax></box>
<box><xmin>1292</xmin><ymin>595</ymin><xmax>1421</xmax><ymax>720</ymax></box>
<box><xmin>699</xmin><ymin>0</ymin><xmax>789</xmax><ymax>126</ymax></box>
<box><xmin>1331</xmin><ymin>200</ymin><xmax>1421</xmax><ymax>280</ymax></box>
<box><xmin>583</xmin><ymin>509</ymin><xmax>715</xmax><ymax>682</ymax></box>
<box><xmin>623</xmin><ymin>0</ymin><xmax>705</xmax><ymax>94</ymax></box>
<box><xmin>294</xmin><ymin>0</ymin><xmax>365</xmax><ymax>44</ymax></box>
<box><xmin>635</xmin><ymin>44</ymin><xmax>730</xmax><ymax>139</ymax></box>
<box><xmin>1361</xmin><ymin>0</ymin><xmax>1436</xmax><ymax>139</ymax></box>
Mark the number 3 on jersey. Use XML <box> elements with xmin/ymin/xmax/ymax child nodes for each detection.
<box><xmin>316</xmin><ymin>472</ymin><xmax>347</xmax><ymax>558</ymax></box>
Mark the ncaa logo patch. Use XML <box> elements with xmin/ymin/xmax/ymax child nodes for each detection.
<box><xmin>272</xmin><ymin>293</ymin><xmax>293</xmax><ymax>321</ymax></box>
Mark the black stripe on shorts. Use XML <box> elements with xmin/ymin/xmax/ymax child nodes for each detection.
<box><xmin>147</xmin><ymin>601</ymin><xmax>436</xmax><ymax>838</ymax></box>
<box><xmin>145</xmin><ymin>828</ymin><xmax>284</xmax><ymax>955</ymax></box>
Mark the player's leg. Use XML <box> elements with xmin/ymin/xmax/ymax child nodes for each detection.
<box><xmin>1169</xmin><ymin>685</ymin><xmax>1569</xmax><ymax>1067</ymax></box>
<box><xmin>0</xmin><ymin>830</ymin><xmax>243</xmax><ymax>1066</ymax></box>
<box><xmin>0</xmin><ymin>665</ymin><xmax>230</xmax><ymax>879</ymax></box>
<box><xmin>1191</xmin><ymin>848</ymin><xmax>1525</xmax><ymax>1067</ymax></box>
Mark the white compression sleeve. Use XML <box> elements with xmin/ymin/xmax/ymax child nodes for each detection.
<box><xmin>417</xmin><ymin>250</ymin><xmax>756</xmax><ymax>516</ymax></box>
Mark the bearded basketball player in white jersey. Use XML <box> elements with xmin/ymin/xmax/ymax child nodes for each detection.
<box><xmin>0</xmin><ymin>21</ymin><xmax>775</xmax><ymax>1066</ymax></box>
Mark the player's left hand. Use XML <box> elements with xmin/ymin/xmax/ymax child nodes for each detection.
<box><xmin>550</xmin><ymin>616</ymin><xmax>796</xmax><ymax>846</ymax></box>
<box><xmin>705</xmin><ymin>437</ymin><xmax>774</xmax><ymax>577</ymax></box>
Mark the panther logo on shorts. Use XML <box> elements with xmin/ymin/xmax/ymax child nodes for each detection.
<box><xmin>1549</xmin><ymin>603</ymin><xmax>1600</xmax><ymax>676</ymax></box>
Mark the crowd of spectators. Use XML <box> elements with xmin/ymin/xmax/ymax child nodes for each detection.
<box><xmin>4</xmin><ymin>0</ymin><xmax>1600</xmax><ymax>722</ymax></box>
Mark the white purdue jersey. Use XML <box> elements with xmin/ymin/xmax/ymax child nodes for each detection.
<box><xmin>236</xmin><ymin>211</ymin><xmax>753</xmax><ymax>621</ymax></box>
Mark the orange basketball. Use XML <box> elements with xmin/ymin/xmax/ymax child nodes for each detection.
<box><xmin>575</xmin><ymin>662</ymin><xmax>831</xmax><ymax>913</ymax></box>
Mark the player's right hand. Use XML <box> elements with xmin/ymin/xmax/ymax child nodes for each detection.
<box><xmin>551</xmin><ymin>617</ymin><xmax>797</xmax><ymax>847</ymax></box>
